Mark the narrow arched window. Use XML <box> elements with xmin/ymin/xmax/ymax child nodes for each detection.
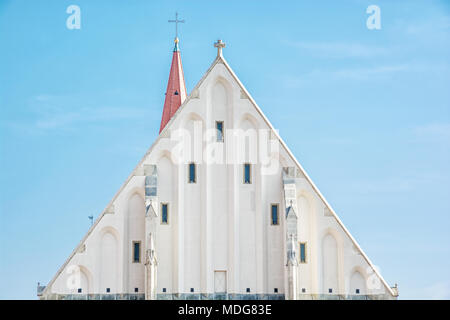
<box><xmin>299</xmin><ymin>242</ymin><xmax>307</xmax><ymax>263</ymax></box>
<box><xmin>161</xmin><ymin>203</ymin><xmax>169</xmax><ymax>224</ymax></box>
<box><xmin>188</xmin><ymin>162</ymin><xmax>196</xmax><ymax>183</ymax></box>
<box><xmin>216</xmin><ymin>121</ymin><xmax>224</xmax><ymax>142</ymax></box>
<box><xmin>243</xmin><ymin>163</ymin><xmax>251</xmax><ymax>184</ymax></box>
<box><xmin>132</xmin><ymin>241</ymin><xmax>141</xmax><ymax>263</ymax></box>
<box><xmin>271</xmin><ymin>204</ymin><xmax>279</xmax><ymax>225</ymax></box>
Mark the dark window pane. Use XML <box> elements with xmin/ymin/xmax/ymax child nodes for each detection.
<box><xmin>162</xmin><ymin>204</ymin><xmax>168</xmax><ymax>223</ymax></box>
<box><xmin>189</xmin><ymin>163</ymin><xmax>196</xmax><ymax>183</ymax></box>
<box><xmin>216</xmin><ymin>122</ymin><xmax>223</xmax><ymax>141</ymax></box>
<box><xmin>244</xmin><ymin>164</ymin><xmax>251</xmax><ymax>183</ymax></box>
<box><xmin>300</xmin><ymin>243</ymin><xmax>306</xmax><ymax>263</ymax></box>
<box><xmin>133</xmin><ymin>242</ymin><xmax>140</xmax><ymax>262</ymax></box>
<box><xmin>271</xmin><ymin>205</ymin><xmax>278</xmax><ymax>225</ymax></box>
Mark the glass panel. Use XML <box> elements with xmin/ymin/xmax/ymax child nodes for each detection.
<box><xmin>216</xmin><ymin>122</ymin><xmax>223</xmax><ymax>141</ymax></box>
<box><xmin>244</xmin><ymin>164</ymin><xmax>251</xmax><ymax>183</ymax></box>
<box><xmin>162</xmin><ymin>204</ymin><xmax>168</xmax><ymax>223</ymax></box>
<box><xmin>271</xmin><ymin>205</ymin><xmax>278</xmax><ymax>225</ymax></box>
<box><xmin>133</xmin><ymin>242</ymin><xmax>140</xmax><ymax>262</ymax></box>
<box><xmin>300</xmin><ymin>243</ymin><xmax>306</xmax><ymax>263</ymax></box>
<box><xmin>189</xmin><ymin>163</ymin><xmax>196</xmax><ymax>183</ymax></box>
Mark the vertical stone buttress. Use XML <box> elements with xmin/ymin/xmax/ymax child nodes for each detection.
<box><xmin>144</xmin><ymin>165</ymin><xmax>158</xmax><ymax>300</ymax></box>
<box><xmin>283</xmin><ymin>167</ymin><xmax>300</xmax><ymax>300</ymax></box>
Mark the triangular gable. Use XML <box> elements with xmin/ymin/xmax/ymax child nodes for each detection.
<box><xmin>42</xmin><ymin>50</ymin><xmax>395</xmax><ymax>298</ymax></box>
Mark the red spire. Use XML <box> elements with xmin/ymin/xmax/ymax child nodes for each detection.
<box><xmin>159</xmin><ymin>37</ymin><xmax>187</xmax><ymax>133</ymax></box>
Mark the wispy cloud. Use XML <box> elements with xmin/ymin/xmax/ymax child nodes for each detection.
<box><xmin>402</xmin><ymin>16</ymin><xmax>450</xmax><ymax>38</ymax></box>
<box><xmin>283</xmin><ymin>64</ymin><xmax>409</xmax><ymax>87</ymax></box>
<box><xmin>34</xmin><ymin>106</ymin><xmax>148</xmax><ymax>129</ymax></box>
<box><xmin>392</xmin><ymin>14</ymin><xmax>450</xmax><ymax>53</ymax></box>
<box><xmin>286</xmin><ymin>41</ymin><xmax>391</xmax><ymax>58</ymax></box>
<box><xmin>423</xmin><ymin>281</ymin><xmax>450</xmax><ymax>300</ymax></box>
<box><xmin>400</xmin><ymin>280</ymin><xmax>450</xmax><ymax>300</ymax></box>
<box><xmin>282</xmin><ymin>60</ymin><xmax>450</xmax><ymax>87</ymax></box>
<box><xmin>330</xmin><ymin>65</ymin><xmax>408</xmax><ymax>80</ymax></box>
<box><xmin>8</xmin><ymin>94</ymin><xmax>152</xmax><ymax>133</ymax></box>
<box><xmin>413</xmin><ymin>123</ymin><xmax>450</xmax><ymax>143</ymax></box>
<box><xmin>349</xmin><ymin>177</ymin><xmax>424</xmax><ymax>194</ymax></box>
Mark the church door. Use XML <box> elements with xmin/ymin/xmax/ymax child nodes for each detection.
<box><xmin>214</xmin><ymin>271</ymin><xmax>227</xmax><ymax>293</ymax></box>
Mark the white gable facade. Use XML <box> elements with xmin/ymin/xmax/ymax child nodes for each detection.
<box><xmin>38</xmin><ymin>41</ymin><xmax>398</xmax><ymax>300</ymax></box>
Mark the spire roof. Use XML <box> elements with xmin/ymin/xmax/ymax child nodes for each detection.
<box><xmin>159</xmin><ymin>37</ymin><xmax>187</xmax><ymax>133</ymax></box>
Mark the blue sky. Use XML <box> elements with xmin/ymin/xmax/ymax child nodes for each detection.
<box><xmin>0</xmin><ymin>0</ymin><xmax>449</xmax><ymax>299</ymax></box>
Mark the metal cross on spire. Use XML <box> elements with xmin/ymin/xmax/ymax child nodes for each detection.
<box><xmin>168</xmin><ymin>12</ymin><xmax>185</xmax><ymax>39</ymax></box>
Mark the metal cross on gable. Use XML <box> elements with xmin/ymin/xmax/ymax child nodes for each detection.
<box><xmin>168</xmin><ymin>12</ymin><xmax>185</xmax><ymax>39</ymax></box>
<box><xmin>214</xmin><ymin>39</ymin><xmax>226</xmax><ymax>57</ymax></box>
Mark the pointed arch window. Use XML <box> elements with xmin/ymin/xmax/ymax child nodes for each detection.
<box><xmin>271</xmin><ymin>204</ymin><xmax>279</xmax><ymax>225</ymax></box>
<box><xmin>299</xmin><ymin>242</ymin><xmax>307</xmax><ymax>263</ymax></box>
<box><xmin>243</xmin><ymin>163</ymin><xmax>251</xmax><ymax>184</ymax></box>
<box><xmin>188</xmin><ymin>162</ymin><xmax>196</xmax><ymax>183</ymax></box>
<box><xmin>216</xmin><ymin>121</ymin><xmax>224</xmax><ymax>142</ymax></box>
<box><xmin>161</xmin><ymin>203</ymin><xmax>169</xmax><ymax>224</ymax></box>
<box><xmin>132</xmin><ymin>241</ymin><xmax>141</xmax><ymax>263</ymax></box>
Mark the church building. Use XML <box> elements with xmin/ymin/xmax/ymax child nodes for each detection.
<box><xmin>37</xmin><ymin>36</ymin><xmax>398</xmax><ymax>300</ymax></box>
